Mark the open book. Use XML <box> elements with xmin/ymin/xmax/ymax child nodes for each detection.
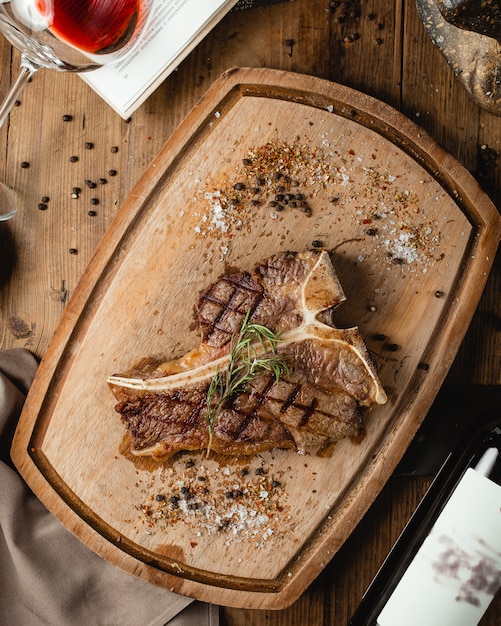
<box><xmin>81</xmin><ymin>0</ymin><xmax>240</xmax><ymax>119</ymax></box>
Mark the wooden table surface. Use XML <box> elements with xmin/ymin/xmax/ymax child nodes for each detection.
<box><xmin>0</xmin><ymin>0</ymin><xmax>499</xmax><ymax>624</ymax></box>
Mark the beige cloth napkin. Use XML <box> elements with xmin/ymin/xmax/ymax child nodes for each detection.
<box><xmin>0</xmin><ymin>348</ymin><xmax>219</xmax><ymax>626</ymax></box>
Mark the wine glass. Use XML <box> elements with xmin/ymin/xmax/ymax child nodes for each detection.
<box><xmin>0</xmin><ymin>0</ymin><xmax>150</xmax><ymax>221</ymax></box>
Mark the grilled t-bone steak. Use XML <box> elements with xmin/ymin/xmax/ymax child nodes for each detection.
<box><xmin>108</xmin><ymin>251</ymin><xmax>387</xmax><ymax>460</ymax></box>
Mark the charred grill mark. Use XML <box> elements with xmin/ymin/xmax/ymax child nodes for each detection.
<box><xmin>183</xmin><ymin>395</ymin><xmax>208</xmax><ymax>432</ymax></box>
<box><xmin>219</xmin><ymin>411</ymin><xmax>254</xmax><ymax>441</ymax></box>
<box><xmin>299</xmin><ymin>397</ymin><xmax>318</xmax><ymax>427</ymax></box>
<box><xmin>253</xmin><ymin>375</ymin><xmax>278</xmax><ymax>410</ymax></box>
<box><xmin>280</xmin><ymin>383</ymin><xmax>302</xmax><ymax>413</ymax></box>
<box><xmin>125</xmin><ymin>392</ymin><xmax>207</xmax><ymax>437</ymax></box>
<box><xmin>200</xmin><ymin>274</ymin><xmax>265</xmax><ymax>343</ymax></box>
<box><xmin>249</xmin><ymin>378</ymin><xmax>336</xmax><ymax>426</ymax></box>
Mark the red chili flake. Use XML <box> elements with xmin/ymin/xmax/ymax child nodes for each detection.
<box><xmin>362</xmin><ymin>218</ymin><xmax>372</xmax><ymax>224</ymax></box>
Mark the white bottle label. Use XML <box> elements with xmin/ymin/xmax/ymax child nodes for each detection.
<box><xmin>377</xmin><ymin>465</ymin><xmax>501</xmax><ymax>626</ymax></box>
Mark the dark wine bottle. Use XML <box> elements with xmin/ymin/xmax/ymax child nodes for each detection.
<box><xmin>349</xmin><ymin>411</ymin><xmax>501</xmax><ymax>626</ymax></box>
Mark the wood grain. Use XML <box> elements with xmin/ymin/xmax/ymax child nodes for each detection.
<box><xmin>1</xmin><ymin>0</ymin><xmax>500</xmax><ymax>623</ymax></box>
<box><xmin>10</xmin><ymin>68</ymin><xmax>500</xmax><ymax>609</ymax></box>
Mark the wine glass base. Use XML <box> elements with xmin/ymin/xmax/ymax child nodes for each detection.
<box><xmin>0</xmin><ymin>184</ymin><xmax>17</xmax><ymax>221</ymax></box>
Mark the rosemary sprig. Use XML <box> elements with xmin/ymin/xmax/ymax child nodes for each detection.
<box><xmin>205</xmin><ymin>309</ymin><xmax>290</xmax><ymax>456</ymax></box>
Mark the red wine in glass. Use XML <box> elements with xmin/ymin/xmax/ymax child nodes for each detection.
<box><xmin>35</xmin><ymin>0</ymin><xmax>142</xmax><ymax>54</ymax></box>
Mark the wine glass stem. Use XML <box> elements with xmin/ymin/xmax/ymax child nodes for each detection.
<box><xmin>0</xmin><ymin>59</ymin><xmax>39</xmax><ymax>129</ymax></box>
<box><xmin>0</xmin><ymin>59</ymin><xmax>39</xmax><ymax>220</ymax></box>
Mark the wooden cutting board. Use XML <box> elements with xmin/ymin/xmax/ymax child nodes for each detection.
<box><xmin>12</xmin><ymin>67</ymin><xmax>501</xmax><ymax>609</ymax></box>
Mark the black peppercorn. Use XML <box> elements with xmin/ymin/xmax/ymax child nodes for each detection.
<box><xmin>69</xmin><ymin>155</ymin><xmax>78</xmax><ymax>163</ymax></box>
<box><xmin>385</xmin><ymin>343</ymin><xmax>399</xmax><ymax>352</ymax></box>
<box><xmin>62</xmin><ymin>114</ymin><xmax>73</xmax><ymax>122</ymax></box>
